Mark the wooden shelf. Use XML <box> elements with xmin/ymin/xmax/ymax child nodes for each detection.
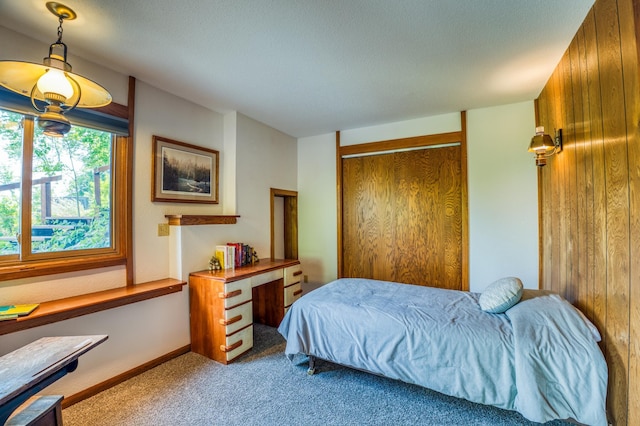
<box><xmin>0</xmin><ymin>278</ymin><xmax>186</xmax><ymax>336</ymax></box>
<box><xmin>165</xmin><ymin>215</ymin><xmax>240</xmax><ymax>226</ymax></box>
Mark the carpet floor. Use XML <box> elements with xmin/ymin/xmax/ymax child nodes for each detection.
<box><xmin>62</xmin><ymin>324</ymin><xmax>571</xmax><ymax>426</ymax></box>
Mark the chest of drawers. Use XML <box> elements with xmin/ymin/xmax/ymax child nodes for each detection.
<box><xmin>189</xmin><ymin>259</ymin><xmax>302</xmax><ymax>364</ymax></box>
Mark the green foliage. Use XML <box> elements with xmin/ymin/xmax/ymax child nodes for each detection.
<box><xmin>0</xmin><ymin>110</ymin><xmax>22</xmax><ymax>160</ymax></box>
<box><xmin>0</xmin><ymin>194</ymin><xmax>19</xmax><ymax>235</ymax></box>
<box><xmin>0</xmin><ymin>110</ymin><xmax>22</xmax><ymax>245</ymax></box>
<box><xmin>32</xmin><ymin>208</ymin><xmax>111</xmax><ymax>252</ymax></box>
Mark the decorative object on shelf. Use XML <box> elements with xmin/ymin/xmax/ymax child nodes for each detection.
<box><xmin>528</xmin><ymin>127</ymin><xmax>562</xmax><ymax>167</ymax></box>
<box><xmin>152</xmin><ymin>136</ymin><xmax>219</xmax><ymax>203</ymax></box>
<box><xmin>215</xmin><ymin>245</ymin><xmax>235</xmax><ymax>270</ymax></box>
<box><xmin>227</xmin><ymin>242</ymin><xmax>259</xmax><ymax>267</ymax></box>
<box><xmin>208</xmin><ymin>256</ymin><xmax>222</xmax><ymax>271</ymax></box>
<box><xmin>251</xmin><ymin>248</ymin><xmax>260</xmax><ymax>265</ymax></box>
<box><xmin>0</xmin><ymin>2</ymin><xmax>112</xmax><ymax>137</ymax></box>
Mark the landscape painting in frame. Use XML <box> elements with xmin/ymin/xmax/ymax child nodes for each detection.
<box><xmin>152</xmin><ymin>136</ymin><xmax>219</xmax><ymax>203</ymax></box>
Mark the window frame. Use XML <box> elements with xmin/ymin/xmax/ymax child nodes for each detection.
<box><xmin>0</xmin><ymin>102</ymin><xmax>132</xmax><ymax>282</ymax></box>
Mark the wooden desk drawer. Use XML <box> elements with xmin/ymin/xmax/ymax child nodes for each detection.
<box><xmin>252</xmin><ymin>269</ymin><xmax>284</xmax><ymax>287</ymax></box>
<box><xmin>220</xmin><ymin>278</ymin><xmax>252</xmax><ymax>308</ymax></box>
<box><xmin>284</xmin><ymin>264</ymin><xmax>302</xmax><ymax>286</ymax></box>
<box><xmin>221</xmin><ymin>301</ymin><xmax>253</xmax><ymax>335</ymax></box>
<box><xmin>223</xmin><ymin>325</ymin><xmax>253</xmax><ymax>362</ymax></box>
<box><xmin>284</xmin><ymin>282</ymin><xmax>303</xmax><ymax>307</ymax></box>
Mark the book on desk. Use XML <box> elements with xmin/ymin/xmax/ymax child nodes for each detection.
<box><xmin>0</xmin><ymin>303</ymin><xmax>39</xmax><ymax>320</ymax></box>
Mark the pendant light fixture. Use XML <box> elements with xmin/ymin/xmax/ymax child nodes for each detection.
<box><xmin>0</xmin><ymin>2</ymin><xmax>112</xmax><ymax>137</ymax></box>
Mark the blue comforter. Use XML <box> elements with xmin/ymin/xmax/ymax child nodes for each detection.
<box><xmin>278</xmin><ymin>278</ymin><xmax>607</xmax><ymax>425</ymax></box>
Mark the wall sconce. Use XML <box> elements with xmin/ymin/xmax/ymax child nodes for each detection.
<box><xmin>528</xmin><ymin>126</ymin><xmax>562</xmax><ymax>166</ymax></box>
<box><xmin>0</xmin><ymin>2</ymin><xmax>111</xmax><ymax>137</ymax></box>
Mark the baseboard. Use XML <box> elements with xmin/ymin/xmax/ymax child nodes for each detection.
<box><xmin>62</xmin><ymin>344</ymin><xmax>191</xmax><ymax>409</ymax></box>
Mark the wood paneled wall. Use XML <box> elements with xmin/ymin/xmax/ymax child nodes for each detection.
<box><xmin>536</xmin><ymin>0</ymin><xmax>640</xmax><ymax>424</ymax></box>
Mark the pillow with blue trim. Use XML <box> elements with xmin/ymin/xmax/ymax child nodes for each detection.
<box><xmin>479</xmin><ymin>277</ymin><xmax>524</xmax><ymax>313</ymax></box>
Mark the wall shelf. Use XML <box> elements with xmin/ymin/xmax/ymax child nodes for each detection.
<box><xmin>0</xmin><ymin>278</ymin><xmax>186</xmax><ymax>336</ymax></box>
<box><xmin>165</xmin><ymin>215</ymin><xmax>240</xmax><ymax>226</ymax></box>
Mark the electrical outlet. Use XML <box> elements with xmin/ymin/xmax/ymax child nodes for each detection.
<box><xmin>158</xmin><ymin>223</ymin><xmax>170</xmax><ymax>236</ymax></box>
<box><xmin>304</xmin><ymin>274</ymin><xmax>308</xmax><ymax>283</ymax></box>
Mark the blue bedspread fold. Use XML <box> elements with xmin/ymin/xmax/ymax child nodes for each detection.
<box><xmin>278</xmin><ymin>278</ymin><xmax>607</xmax><ymax>425</ymax></box>
<box><xmin>506</xmin><ymin>294</ymin><xmax>607</xmax><ymax>425</ymax></box>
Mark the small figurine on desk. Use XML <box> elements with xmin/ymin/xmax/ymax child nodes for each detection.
<box><xmin>209</xmin><ymin>256</ymin><xmax>222</xmax><ymax>271</ymax></box>
<box><xmin>251</xmin><ymin>248</ymin><xmax>259</xmax><ymax>265</ymax></box>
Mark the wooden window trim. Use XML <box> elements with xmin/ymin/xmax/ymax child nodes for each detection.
<box><xmin>0</xmin><ymin>278</ymin><xmax>186</xmax><ymax>336</ymax></box>
<box><xmin>0</xmin><ymin>126</ymin><xmax>129</xmax><ymax>281</ymax></box>
<box><xmin>0</xmin><ymin>77</ymin><xmax>135</xmax><ymax>283</ymax></box>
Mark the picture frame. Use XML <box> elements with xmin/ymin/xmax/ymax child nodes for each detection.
<box><xmin>151</xmin><ymin>135</ymin><xmax>219</xmax><ymax>204</ymax></box>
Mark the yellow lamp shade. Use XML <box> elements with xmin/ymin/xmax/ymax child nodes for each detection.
<box><xmin>0</xmin><ymin>60</ymin><xmax>112</xmax><ymax>108</ymax></box>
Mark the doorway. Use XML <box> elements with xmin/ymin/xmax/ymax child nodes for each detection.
<box><xmin>270</xmin><ymin>188</ymin><xmax>298</xmax><ymax>260</ymax></box>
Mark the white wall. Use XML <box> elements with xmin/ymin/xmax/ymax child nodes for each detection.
<box><xmin>235</xmin><ymin>113</ymin><xmax>297</xmax><ymax>257</ymax></box>
<box><xmin>467</xmin><ymin>101</ymin><xmax>538</xmax><ymax>291</ymax></box>
<box><xmin>0</xmin><ymin>26</ymin><xmax>296</xmax><ymax>397</ymax></box>
<box><xmin>340</xmin><ymin>113</ymin><xmax>461</xmax><ymax>145</ymax></box>
<box><xmin>297</xmin><ymin>133</ymin><xmax>338</xmax><ymax>288</ymax></box>
<box><xmin>133</xmin><ymin>80</ymin><xmax>225</xmax><ymax>283</ymax></box>
<box><xmin>297</xmin><ymin>103</ymin><xmax>539</xmax><ymax>292</ymax></box>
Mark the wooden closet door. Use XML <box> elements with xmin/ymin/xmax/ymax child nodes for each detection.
<box><xmin>341</xmin><ymin>145</ymin><xmax>462</xmax><ymax>290</ymax></box>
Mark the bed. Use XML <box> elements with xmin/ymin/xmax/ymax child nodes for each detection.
<box><xmin>277</xmin><ymin>278</ymin><xmax>608</xmax><ymax>426</ymax></box>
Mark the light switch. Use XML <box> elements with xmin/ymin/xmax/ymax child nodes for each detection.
<box><xmin>158</xmin><ymin>223</ymin><xmax>170</xmax><ymax>236</ymax></box>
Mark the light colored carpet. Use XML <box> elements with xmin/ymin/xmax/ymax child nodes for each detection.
<box><xmin>62</xmin><ymin>324</ymin><xmax>569</xmax><ymax>425</ymax></box>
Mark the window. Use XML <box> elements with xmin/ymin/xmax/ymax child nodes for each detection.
<box><xmin>0</xmin><ymin>107</ymin><xmax>130</xmax><ymax>280</ymax></box>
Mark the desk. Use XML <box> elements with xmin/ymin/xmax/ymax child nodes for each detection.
<box><xmin>0</xmin><ymin>335</ymin><xmax>108</xmax><ymax>425</ymax></box>
<box><xmin>189</xmin><ymin>259</ymin><xmax>302</xmax><ymax>363</ymax></box>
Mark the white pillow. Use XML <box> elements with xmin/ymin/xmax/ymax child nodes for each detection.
<box><xmin>479</xmin><ymin>277</ymin><xmax>524</xmax><ymax>313</ymax></box>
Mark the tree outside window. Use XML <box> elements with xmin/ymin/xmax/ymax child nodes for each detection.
<box><xmin>0</xmin><ymin>107</ymin><xmax>125</xmax><ymax>277</ymax></box>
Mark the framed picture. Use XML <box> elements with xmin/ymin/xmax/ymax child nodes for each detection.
<box><xmin>152</xmin><ymin>136</ymin><xmax>219</xmax><ymax>203</ymax></box>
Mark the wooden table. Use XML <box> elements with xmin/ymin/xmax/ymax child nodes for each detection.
<box><xmin>0</xmin><ymin>335</ymin><xmax>108</xmax><ymax>425</ymax></box>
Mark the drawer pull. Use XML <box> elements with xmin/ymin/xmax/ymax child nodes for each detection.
<box><xmin>219</xmin><ymin>315</ymin><xmax>243</xmax><ymax>326</ymax></box>
<box><xmin>219</xmin><ymin>289</ymin><xmax>242</xmax><ymax>299</ymax></box>
<box><xmin>293</xmin><ymin>270</ymin><xmax>303</xmax><ymax>277</ymax></box>
<box><xmin>293</xmin><ymin>289</ymin><xmax>303</xmax><ymax>296</ymax></box>
<box><xmin>220</xmin><ymin>340</ymin><xmax>243</xmax><ymax>353</ymax></box>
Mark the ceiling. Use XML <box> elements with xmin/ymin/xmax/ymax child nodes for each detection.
<box><xmin>0</xmin><ymin>0</ymin><xmax>594</xmax><ymax>138</ymax></box>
